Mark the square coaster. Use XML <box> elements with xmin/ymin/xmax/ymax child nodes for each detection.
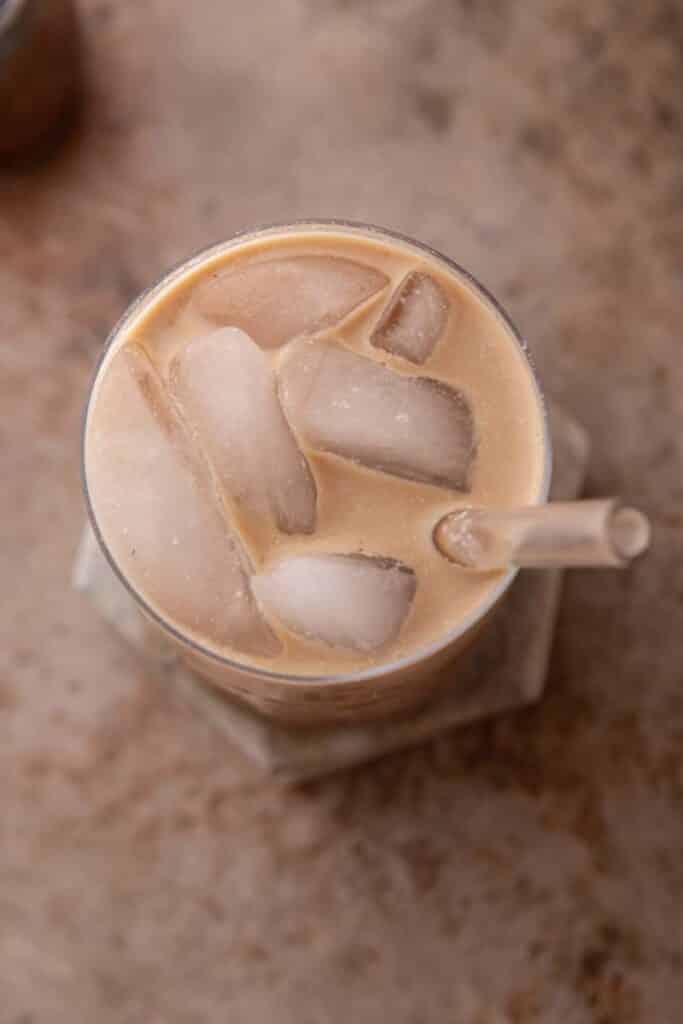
<box><xmin>74</xmin><ymin>404</ymin><xmax>589</xmax><ymax>781</ymax></box>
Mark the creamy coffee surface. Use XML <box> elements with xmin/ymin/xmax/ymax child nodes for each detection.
<box><xmin>85</xmin><ymin>227</ymin><xmax>547</xmax><ymax>676</ymax></box>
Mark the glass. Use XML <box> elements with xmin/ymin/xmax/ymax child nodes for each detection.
<box><xmin>82</xmin><ymin>221</ymin><xmax>551</xmax><ymax>725</ymax></box>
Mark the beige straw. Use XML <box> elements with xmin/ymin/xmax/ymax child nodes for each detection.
<box><xmin>433</xmin><ymin>499</ymin><xmax>651</xmax><ymax>571</ymax></box>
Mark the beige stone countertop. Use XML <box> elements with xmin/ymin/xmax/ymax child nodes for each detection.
<box><xmin>1</xmin><ymin>1</ymin><xmax>680</xmax><ymax>1021</ymax></box>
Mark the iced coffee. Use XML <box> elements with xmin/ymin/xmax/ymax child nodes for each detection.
<box><xmin>83</xmin><ymin>223</ymin><xmax>548</xmax><ymax>718</ymax></box>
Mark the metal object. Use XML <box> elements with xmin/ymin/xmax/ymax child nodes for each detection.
<box><xmin>0</xmin><ymin>0</ymin><xmax>82</xmax><ymax>163</ymax></box>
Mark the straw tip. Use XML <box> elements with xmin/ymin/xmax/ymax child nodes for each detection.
<box><xmin>433</xmin><ymin>509</ymin><xmax>504</xmax><ymax>570</ymax></box>
<box><xmin>609</xmin><ymin>506</ymin><xmax>651</xmax><ymax>562</ymax></box>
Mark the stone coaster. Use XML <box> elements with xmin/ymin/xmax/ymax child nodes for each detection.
<box><xmin>73</xmin><ymin>404</ymin><xmax>589</xmax><ymax>782</ymax></box>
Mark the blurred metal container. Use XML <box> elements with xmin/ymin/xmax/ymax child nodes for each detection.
<box><xmin>0</xmin><ymin>0</ymin><xmax>82</xmax><ymax>163</ymax></box>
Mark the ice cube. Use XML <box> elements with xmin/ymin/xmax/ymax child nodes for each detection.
<box><xmin>279</xmin><ymin>341</ymin><xmax>476</xmax><ymax>491</ymax></box>
<box><xmin>252</xmin><ymin>554</ymin><xmax>416</xmax><ymax>652</ymax></box>
<box><xmin>193</xmin><ymin>254</ymin><xmax>389</xmax><ymax>349</ymax></box>
<box><xmin>86</xmin><ymin>343</ymin><xmax>281</xmax><ymax>657</ymax></box>
<box><xmin>169</xmin><ymin>328</ymin><xmax>316</xmax><ymax>534</ymax></box>
<box><xmin>371</xmin><ymin>271</ymin><xmax>450</xmax><ymax>364</ymax></box>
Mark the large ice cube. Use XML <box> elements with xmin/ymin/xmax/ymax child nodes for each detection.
<box><xmin>86</xmin><ymin>344</ymin><xmax>281</xmax><ymax>657</ymax></box>
<box><xmin>252</xmin><ymin>554</ymin><xmax>416</xmax><ymax>652</ymax></box>
<box><xmin>279</xmin><ymin>341</ymin><xmax>476</xmax><ymax>491</ymax></box>
<box><xmin>169</xmin><ymin>328</ymin><xmax>316</xmax><ymax>534</ymax></box>
<box><xmin>371</xmin><ymin>271</ymin><xmax>450</xmax><ymax>364</ymax></box>
<box><xmin>193</xmin><ymin>254</ymin><xmax>389</xmax><ymax>349</ymax></box>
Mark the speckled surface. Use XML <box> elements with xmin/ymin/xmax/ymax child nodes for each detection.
<box><xmin>1</xmin><ymin>1</ymin><xmax>681</xmax><ymax>1021</ymax></box>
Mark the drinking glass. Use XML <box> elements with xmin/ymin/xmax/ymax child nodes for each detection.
<box><xmin>82</xmin><ymin>221</ymin><xmax>551</xmax><ymax>725</ymax></box>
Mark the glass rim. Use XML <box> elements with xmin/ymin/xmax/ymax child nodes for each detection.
<box><xmin>82</xmin><ymin>218</ymin><xmax>552</xmax><ymax>687</ymax></box>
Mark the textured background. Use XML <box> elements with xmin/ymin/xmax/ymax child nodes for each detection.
<box><xmin>1</xmin><ymin>1</ymin><xmax>681</xmax><ymax>1021</ymax></box>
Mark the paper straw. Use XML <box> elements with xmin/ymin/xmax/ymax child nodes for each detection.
<box><xmin>433</xmin><ymin>499</ymin><xmax>650</xmax><ymax>570</ymax></box>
